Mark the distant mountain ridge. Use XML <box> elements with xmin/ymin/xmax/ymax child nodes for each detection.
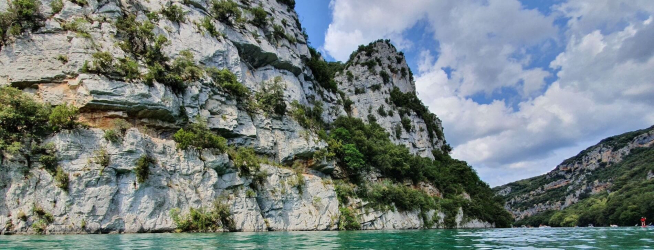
<box><xmin>494</xmin><ymin>125</ymin><xmax>654</xmax><ymax>226</ymax></box>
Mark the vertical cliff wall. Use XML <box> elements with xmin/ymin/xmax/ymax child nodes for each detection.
<box><xmin>0</xmin><ymin>0</ymin><xmax>495</xmax><ymax>234</ymax></box>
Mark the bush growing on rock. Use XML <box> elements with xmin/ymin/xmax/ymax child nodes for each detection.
<box><xmin>207</xmin><ymin>67</ymin><xmax>250</xmax><ymax>99</ymax></box>
<box><xmin>88</xmin><ymin>52</ymin><xmax>115</xmax><ymax>74</ymax></box>
<box><xmin>380</xmin><ymin>70</ymin><xmax>390</xmax><ymax>84</ymax></box>
<box><xmin>250</xmin><ymin>6</ymin><xmax>268</xmax><ymax>27</ymax></box>
<box><xmin>50</xmin><ymin>0</ymin><xmax>63</xmax><ymax>14</ymax></box>
<box><xmin>115</xmin><ymin>57</ymin><xmax>141</xmax><ymax>80</ymax></box>
<box><xmin>306</xmin><ymin>47</ymin><xmax>344</xmax><ymax>92</ymax></box>
<box><xmin>174</xmin><ymin>119</ymin><xmax>227</xmax><ymax>151</ymax></box>
<box><xmin>61</xmin><ymin>17</ymin><xmax>89</xmax><ymax>35</ymax></box>
<box><xmin>254</xmin><ymin>77</ymin><xmax>286</xmax><ymax>116</ymax></box>
<box><xmin>172</xmin><ymin>50</ymin><xmax>203</xmax><ymax>82</ymax></box>
<box><xmin>200</xmin><ymin>17</ymin><xmax>221</xmax><ymax>38</ymax></box>
<box><xmin>342</xmin><ymin>144</ymin><xmax>365</xmax><ymax>174</ymax></box>
<box><xmin>343</xmin><ymin>98</ymin><xmax>354</xmax><ymax>114</ymax></box>
<box><xmin>401</xmin><ymin>117</ymin><xmax>411</xmax><ymax>132</ymax></box>
<box><xmin>103</xmin><ymin>119</ymin><xmax>131</xmax><ymax>143</ymax></box>
<box><xmin>289</xmin><ymin>100</ymin><xmax>324</xmax><ymax>130</ymax></box>
<box><xmin>228</xmin><ymin>147</ymin><xmax>260</xmax><ymax>176</ymax></box>
<box><xmin>39</xmin><ymin>153</ymin><xmax>58</xmax><ymax>173</ymax></box>
<box><xmin>116</xmin><ymin>15</ymin><xmax>156</xmax><ymax>57</ymax></box>
<box><xmin>31</xmin><ymin>219</ymin><xmax>47</xmax><ymax>234</ymax></box>
<box><xmin>49</xmin><ymin>104</ymin><xmax>79</xmax><ymax>130</ymax></box>
<box><xmin>377</xmin><ymin>106</ymin><xmax>387</xmax><ymax>117</ymax></box>
<box><xmin>161</xmin><ymin>3</ymin><xmax>186</xmax><ymax>23</ymax></box>
<box><xmin>390</xmin><ymin>87</ymin><xmax>444</xmax><ymax>140</ymax></box>
<box><xmin>94</xmin><ymin>148</ymin><xmax>110</xmax><ymax>170</ymax></box>
<box><xmin>103</xmin><ymin>129</ymin><xmax>120</xmax><ymax>143</ymax></box>
<box><xmin>212</xmin><ymin>0</ymin><xmax>242</xmax><ymax>25</ymax></box>
<box><xmin>54</xmin><ymin>167</ymin><xmax>69</xmax><ymax>191</ymax></box>
<box><xmin>271</xmin><ymin>24</ymin><xmax>296</xmax><ymax>43</ymax></box>
<box><xmin>144</xmin><ymin>46</ymin><xmax>203</xmax><ymax>92</ymax></box>
<box><xmin>0</xmin><ymin>87</ymin><xmax>51</xmax><ymax>160</ymax></box>
<box><xmin>171</xmin><ymin>198</ymin><xmax>235</xmax><ymax>232</ymax></box>
<box><xmin>134</xmin><ymin>155</ymin><xmax>155</xmax><ymax>184</ymax></box>
<box><xmin>394</xmin><ymin>124</ymin><xmax>402</xmax><ymax>139</ymax></box>
<box><xmin>338</xmin><ymin>207</ymin><xmax>360</xmax><ymax>230</ymax></box>
<box><xmin>116</xmin><ymin>16</ymin><xmax>201</xmax><ymax>92</ymax></box>
<box><xmin>0</xmin><ymin>0</ymin><xmax>44</xmax><ymax>47</ymax></box>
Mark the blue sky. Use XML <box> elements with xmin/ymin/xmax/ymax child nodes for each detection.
<box><xmin>295</xmin><ymin>0</ymin><xmax>654</xmax><ymax>186</ymax></box>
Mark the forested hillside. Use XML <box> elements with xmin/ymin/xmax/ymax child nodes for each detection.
<box><xmin>495</xmin><ymin>126</ymin><xmax>654</xmax><ymax>227</ymax></box>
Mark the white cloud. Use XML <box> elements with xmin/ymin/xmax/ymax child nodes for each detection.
<box><xmin>324</xmin><ymin>0</ymin><xmax>654</xmax><ymax>186</ymax></box>
<box><xmin>324</xmin><ymin>0</ymin><xmax>430</xmax><ymax>61</ymax></box>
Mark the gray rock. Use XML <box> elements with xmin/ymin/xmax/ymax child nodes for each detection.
<box><xmin>0</xmin><ymin>0</ymin><xmax>490</xmax><ymax>234</ymax></box>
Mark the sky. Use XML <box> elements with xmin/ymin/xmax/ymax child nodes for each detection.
<box><xmin>295</xmin><ymin>0</ymin><xmax>654</xmax><ymax>187</ymax></box>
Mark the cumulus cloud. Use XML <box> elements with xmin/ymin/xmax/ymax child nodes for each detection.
<box><xmin>324</xmin><ymin>0</ymin><xmax>654</xmax><ymax>186</ymax></box>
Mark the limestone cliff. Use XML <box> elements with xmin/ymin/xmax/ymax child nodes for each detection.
<box><xmin>495</xmin><ymin>126</ymin><xmax>654</xmax><ymax>222</ymax></box>
<box><xmin>0</xmin><ymin>0</ymin><xmax>495</xmax><ymax>234</ymax></box>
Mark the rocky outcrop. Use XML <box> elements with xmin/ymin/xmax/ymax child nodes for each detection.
<box><xmin>495</xmin><ymin>126</ymin><xmax>654</xmax><ymax>220</ymax></box>
<box><xmin>0</xmin><ymin>0</ymin><xmax>483</xmax><ymax>234</ymax></box>
<box><xmin>0</xmin><ymin>128</ymin><xmax>338</xmax><ymax>233</ymax></box>
<box><xmin>333</xmin><ymin>41</ymin><xmax>444</xmax><ymax>158</ymax></box>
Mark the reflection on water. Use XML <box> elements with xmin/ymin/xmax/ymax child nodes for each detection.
<box><xmin>1</xmin><ymin>227</ymin><xmax>653</xmax><ymax>249</ymax></box>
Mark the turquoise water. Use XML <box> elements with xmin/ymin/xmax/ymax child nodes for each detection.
<box><xmin>1</xmin><ymin>227</ymin><xmax>653</xmax><ymax>249</ymax></box>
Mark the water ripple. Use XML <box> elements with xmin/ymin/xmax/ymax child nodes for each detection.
<box><xmin>1</xmin><ymin>227</ymin><xmax>653</xmax><ymax>249</ymax></box>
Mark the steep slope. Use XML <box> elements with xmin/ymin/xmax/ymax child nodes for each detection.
<box><xmin>0</xmin><ymin>0</ymin><xmax>508</xmax><ymax>234</ymax></box>
<box><xmin>494</xmin><ymin>126</ymin><xmax>654</xmax><ymax>226</ymax></box>
<box><xmin>333</xmin><ymin>40</ymin><xmax>446</xmax><ymax>159</ymax></box>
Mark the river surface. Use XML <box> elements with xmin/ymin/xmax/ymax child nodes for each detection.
<box><xmin>1</xmin><ymin>227</ymin><xmax>653</xmax><ymax>249</ymax></box>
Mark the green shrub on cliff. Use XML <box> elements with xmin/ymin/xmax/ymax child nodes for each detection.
<box><xmin>171</xmin><ymin>198</ymin><xmax>235</xmax><ymax>232</ymax></box>
<box><xmin>212</xmin><ymin>0</ymin><xmax>242</xmax><ymax>25</ymax></box>
<box><xmin>54</xmin><ymin>167</ymin><xmax>69</xmax><ymax>191</ymax></box>
<box><xmin>390</xmin><ymin>87</ymin><xmax>444</xmax><ymax>140</ymax></box>
<box><xmin>50</xmin><ymin>0</ymin><xmax>63</xmax><ymax>14</ymax></box>
<box><xmin>200</xmin><ymin>16</ymin><xmax>221</xmax><ymax>38</ymax></box>
<box><xmin>338</xmin><ymin>207</ymin><xmax>360</xmax><ymax>230</ymax></box>
<box><xmin>327</xmin><ymin>116</ymin><xmax>512</xmax><ymax>227</ymax></box>
<box><xmin>116</xmin><ymin>15</ymin><xmax>155</xmax><ymax>57</ymax></box>
<box><xmin>103</xmin><ymin>129</ymin><xmax>120</xmax><ymax>143</ymax></box>
<box><xmin>0</xmin><ymin>87</ymin><xmax>52</xmax><ymax>162</ymax></box>
<box><xmin>228</xmin><ymin>147</ymin><xmax>260</xmax><ymax>176</ymax></box>
<box><xmin>306</xmin><ymin>47</ymin><xmax>344</xmax><ymax>93</ymax></box>
<box><xmin>250</xmin><ymin>6</ymin><xmax>268</xmax><ymax>27</ymax></box>
<box><xmin>49</xmin><ymin>104</ymin><xmax>79</xmax><ymax>130</ymax></box>
<box><xmin>134</xmin><ymin>155</ymin><xmax>155</xmax><ymax>184</ymax></box>
<box><xmin>207</xmin><ymin>67</ymin><xmax>250</xmax><ymax>99</ymax></box>
<box><xmin>0</xmin><ymin>0</ymin><xmax>44</xmax><ymax>47</ymax></box>
<box><xmin>254</xmin><ymin>77</ymin><xmax>286</xmax><ymax>116</ymax></box>
<box><xmin>289</xmin><ymin>100</ymin><xmax>324</xmax><ymax>130</ymax></box>
<box><xmin>161</xmin><ymin>3</ymin><xmax>186</xmax><ymax>23</ymax></box>
<box><xmin>174</xmin><ymin>119</ymin><xmax>227</xmax><ymax>151</ymax></box>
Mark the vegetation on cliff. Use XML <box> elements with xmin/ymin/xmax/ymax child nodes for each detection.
<box><xmin>328</xmin><ymin>116</ymin><xmax>512</xmax><ymax>228</ymax></box>
<box><xmin>0</xmin><ymin>0</ymin><xmax>509</xmax><ymax>233</ymax></box>
<box><xmin>513</xmin><ymin>145</ymin><xmax>654</xmax><ymax>227</ymax></box>
<box><xmin>498</xmin><ymin>126</ymin><xmax>654</xmax><ymax>227</ymax></box>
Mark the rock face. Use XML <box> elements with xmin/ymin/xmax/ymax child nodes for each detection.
<box><xmin>1</xmin><ymin>128</ymin><xmax>338</xmax><ymax>233</ymax></box>
<box><xmin>333</xmin><ymin>41</ymin><xmax>444</xmax><ymax>158</ymax></box>
<box><xmin>495</xmin><ymin>126</ymin><xmax>654</xmax><ymax>220</ymax></box>
<box><xmin>0</xmin><ymin>0</ymin><xmax>481</xmax><ymax>234</ymax></box>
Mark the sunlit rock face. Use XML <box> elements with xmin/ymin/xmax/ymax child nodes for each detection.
<box><xmin>0</xmin><ymin>0</ymin><xmax>472</xmax><ymax>234</ymax></box>
<box><xmin>495</xmin><ymin>127</ymin><xmax>654</xmax><ymax>220</ymax></box>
